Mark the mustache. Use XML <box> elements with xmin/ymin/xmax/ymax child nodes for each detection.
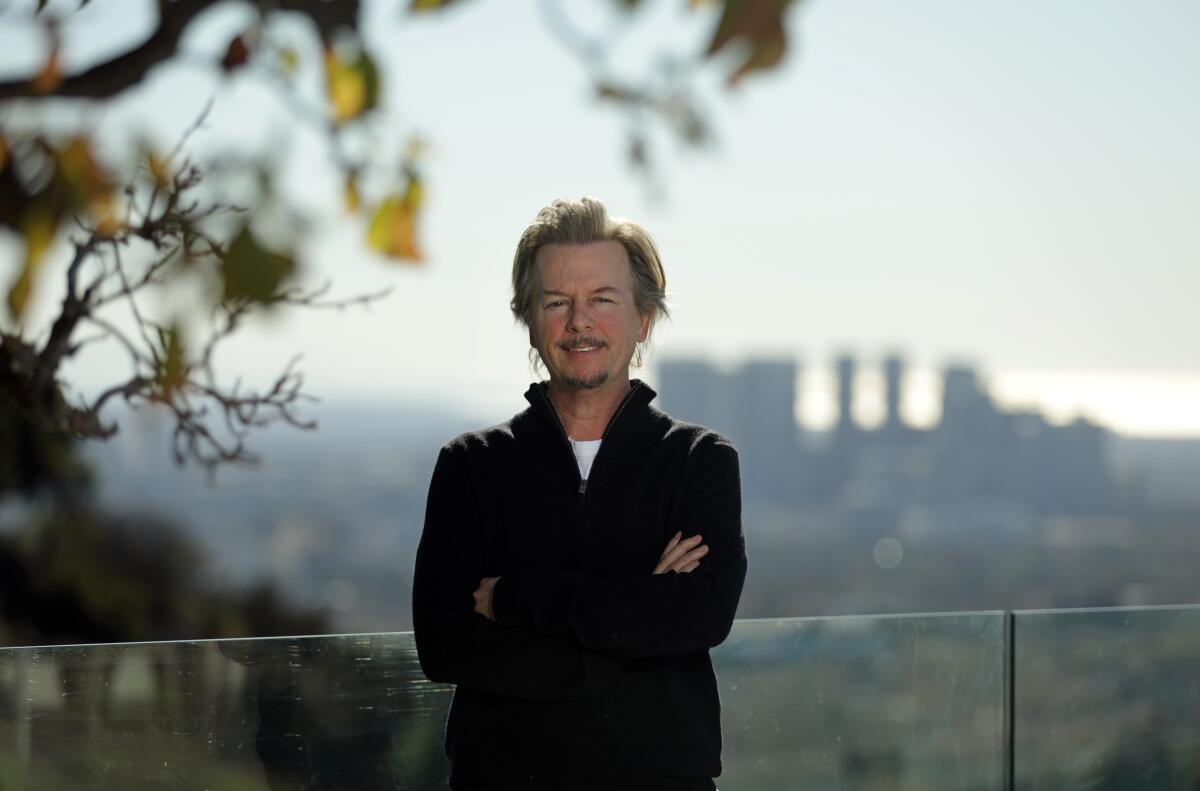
<box><xmin>558</xmin><ymin>337</ymin><xmax>606</xmax><ymax>351</ymax></box>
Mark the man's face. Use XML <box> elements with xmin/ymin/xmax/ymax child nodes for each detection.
<box><xmin>530</xmin><ymin>241</ymin><xmax>651</xmax><ymax>393</ymax></box>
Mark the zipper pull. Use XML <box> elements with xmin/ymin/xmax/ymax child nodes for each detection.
<box><xmin>578</xmin><ymin>479</ymin><xmax>588</xmax><ymax>495</ymax></box>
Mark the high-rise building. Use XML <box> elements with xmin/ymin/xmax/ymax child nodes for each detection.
<box><xmin>835</xmin><ymin>353</ymin><xmax>857</xmax><ymax>434</ymax></box>
<box><xmin>883</xmin><ymin>353</ymin><xmax>905</xmax><ymax>431</ymax></box>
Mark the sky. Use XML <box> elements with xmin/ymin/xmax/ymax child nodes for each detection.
<box><xmin>2</xmin><ymin>0</ymin><xmax>1199</xmax><ymax>436</ymax></box>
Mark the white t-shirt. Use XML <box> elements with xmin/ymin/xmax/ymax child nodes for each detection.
<box><xmin>568</xmin><ymin>437</ymin><xmax>602</xmax><ymax>481</ymax></box>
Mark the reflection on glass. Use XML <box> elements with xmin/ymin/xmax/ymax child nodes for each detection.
<box><xmin>0</xmin><ymin>635</ymin><xmax>453</xmax><ymax>789</ymax></box>
<box><xmin>715</xmin><ymin>614</ymin><xmax>1005</xmax><ymax>791</ymax></box>
<box><xmin>0</xmin><ymin>614</ymin><xmax>1006</xmax><ymax>788</ymax></box>
<box><xmin>1014</xmin><ymin>606</ymin><xmax>1200</xmax><ymax>791</ymax></box>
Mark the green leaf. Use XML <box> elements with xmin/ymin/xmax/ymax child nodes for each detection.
<box><xmin>220</xmin><ymin>226</ymin><xmax>296</xmax><ymax>304</ymax></box>
<box><xmin>154</xmin><ymin>323</ymin><xmax>187</xmax><ymax>401</ymax></box>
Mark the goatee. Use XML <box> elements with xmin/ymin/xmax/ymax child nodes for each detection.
<box><xmin>562</xmin><ymin>370</ymin><xmax>609</xmax><ymax>390</ymax></box>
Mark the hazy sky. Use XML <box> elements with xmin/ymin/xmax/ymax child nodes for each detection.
<box><xmin>3</xmin><ymin>0</ymin><xmax>1198</xmax><ymax>435</ymax></box>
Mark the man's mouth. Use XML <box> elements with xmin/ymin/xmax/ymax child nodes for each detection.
<box><xmin>561</xmin><ymin>339</ymin><xmax>605</xmax><ymax>353</ymax></box>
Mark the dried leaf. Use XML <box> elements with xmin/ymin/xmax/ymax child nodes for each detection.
<box><xmin>6</xmin><ymin>208</ymin><xmax>57</xmax><ymax>320</ymax></box>
<box><xmin>221</xmin><ymin>34</ymin><xmax>251</xmax><ymax>72</ymax></box>
<box><xmin>404</xmin><ymin>135</ymin><xmax>430</xmax><ymax>161</ymax></box>
<box><xmin>32</xmin><ymin>40</ymin><xmax>62</xmax><ymax>95</ymax></box>
<box><xmin>366</xmin><ymin>177</ymin><xmax>423</xmax><ymax>262</ymax></box>
<box><xmin>0</xmin><ymin>135</ymin><xmax>8</xmax><ymax>172</ymax></box>
<box><xmin>220</xmin><ymin>226</ymin><xmax>296</xmax><ymax>304</ymax></box>
<box><xmin>55</xmin><ymin>137</ymin><xmax>110</xmax><ymax>205</ymax></box>
<box><xmin>89</xmin><ymin>191</ymin><xmax>122</xmax><ymax>237</ymax></box>
<box><xmin>596</xmin><ymin>81</ymin><xmax>637</xmax><ymax>102</ymax></box>
<box><xmin>324</xmin><ymin>46</ymin><xmax>379</xmax><ymax>123</ymax></box>
<box><xmin>706</xmin><ymin>0</ymin><xmax>796</xmax><ymax>85</ymax></box>
<box><xmin>343</xmin><ymin>173</ymin><xmax>360</xmax><ymax>213</ymax></box>
<box><xmin>147</xmin><ymin>149</ymin><xmax>171</xmax><ymax>191</ymax></box>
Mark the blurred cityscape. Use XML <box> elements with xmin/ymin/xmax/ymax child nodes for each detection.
<box><xmin>6</xmin><ymin>352</ymin><xmax>1199</xmax><ymax>637</ymax></box>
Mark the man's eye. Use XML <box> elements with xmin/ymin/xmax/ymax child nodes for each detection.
<box><xmin>594</xmin><ymin>297</ymin><xmax>614</xmax><ymax>304</ymax></box>
<box><xmin>545</xmin><ymin>301</ymin><xmax>566</xmax><ymax>309</ymax></box>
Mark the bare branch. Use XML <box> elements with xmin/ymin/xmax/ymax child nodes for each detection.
<box><xmin>0</xmin><ymin>0</ymin><xmax>214</xmax><ymax>101</ymax></box>
<box><xmin>0</xmin><ymin>0</ymin><xmax>363</xmax><ymax>102</ymax></box>
<box><xmin>91</xmin><ymin>375</ymin><xmax>151</xmax><ymax>413</ymax></box>
<box><xmin>32</xmin><ymin>234</ymin><xmax>101</xmax><ymax>397</ymax></box>
<box><xmin>274</xmin><ymin>281</ymin><xmax>392</xmax><ymax>310</ymax></box>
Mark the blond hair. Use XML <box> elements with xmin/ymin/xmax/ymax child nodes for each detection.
<box><xmin>510</xmin><ymin>197</ymin><xmax>668</xmax><ymax>369</ymax></box>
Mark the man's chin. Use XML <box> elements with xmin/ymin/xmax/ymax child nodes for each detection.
<box><xmin>560</xmin><ymin>371</ymin><xmax>610</xmax><ymax>390</ymax></box>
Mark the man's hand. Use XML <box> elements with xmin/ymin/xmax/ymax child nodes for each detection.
<box><xmin>654</xmin><ymin>532</ymin><xmax>708</xmax><ymax>574</ymax></box>
<box><xmin>474</xmin><ymin>576</ymin><xmax>501</xmax><ymax>620</ymax></box>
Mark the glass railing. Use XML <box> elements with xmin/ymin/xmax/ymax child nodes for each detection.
<box><xmin>0</xmin><ymin>607</ymin><xmax>1195</xmax><ymax>790</ymax></box>
<box><xmin>717</xmin><ymin>613</ymin><xmax>1005</xmax><ymax>790</ymax></box>
<box><xmin>1013</xmin><ymin>606</ymin><xmax>1200</xmax><ymax>791</ymax></box>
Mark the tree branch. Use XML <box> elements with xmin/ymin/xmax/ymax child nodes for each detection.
<box><xmin>0</xmin><ymin>0</ymin><xmax>213</xmax><ymax>101</ymax></box>
<box><xmin>0</xmin><ymin>0</ymin><xmax>362</xmax><ymax>102</ymax></box>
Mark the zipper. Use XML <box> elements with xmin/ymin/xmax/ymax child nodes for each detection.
<box><xmin>535</xmin><ymin>381</ymin><xmax>643</xmax><ymax>504</ymax></box>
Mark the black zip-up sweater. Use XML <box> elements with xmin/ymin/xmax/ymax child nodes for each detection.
<box><xmin>412</xmin><ymin>380</ymin><xmax>746</xmax><ymax>786</ymax></box>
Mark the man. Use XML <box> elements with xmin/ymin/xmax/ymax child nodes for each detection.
<box><xmin>412</xmin><ymin>197</ymin><xmax>746</xmax><ymax>790</ymax></box>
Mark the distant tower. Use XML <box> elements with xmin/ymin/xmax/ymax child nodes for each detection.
<box><xmin>941</xmin><ymin>364</ymin><xmax>984</xmax><ymax>426</ymax></box>
<box><xmin>883</xmin><ymin>353</ymin><xmax>905</xmax><ymax>430</ymax></box>
<box><xmin>835</xmin><ymin>353</ymin><xmax>856</xmax><ymax>432</ymax></box>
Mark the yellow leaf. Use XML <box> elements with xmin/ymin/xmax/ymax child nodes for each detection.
<box><xmin>366</xmin><ymin>178</ymin><xmax>423</xmax><ymax>262</ymax></box>
<box><xmin>6</xmin><ymin>208</ymin><xmax>57</xmax><ymax>320</ymax></box>
<box><xmin>324</xmin><ymin>47</ymin><xmax>379</xmax><ymax>123</ymax></box>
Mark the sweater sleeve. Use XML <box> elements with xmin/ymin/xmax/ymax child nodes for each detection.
<box><xmin>411</xmin><ymin>445</ymin><xmax>622</xmax><ymax>701</ymax></box>
<box><xmin>491</xmin><ymin>436</ymin><xmax>747</xmax><ymax>661</ymax></box>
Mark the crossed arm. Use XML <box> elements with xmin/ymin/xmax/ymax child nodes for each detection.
<box><xmin>472</xmin><ymin>531</ymin><xmax>709</xmax><ymax>619</ymax></box>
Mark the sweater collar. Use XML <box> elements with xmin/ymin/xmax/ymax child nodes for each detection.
<box><xmin>524</xmin><ymin>379</ymin><xmax>657</xmax><ymax>441</ymax></box>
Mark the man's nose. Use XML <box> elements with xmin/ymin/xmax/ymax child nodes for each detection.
<box><xmin>567</xmin><ymin>304</ymin><xmax>594</xmax><ymax>333</ymax></box>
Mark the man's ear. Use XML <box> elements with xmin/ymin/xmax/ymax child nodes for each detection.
<box><xmin>638</xmin><ymin>309</ymin><xmax>653</xmax><ymax>343</ymax></box>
